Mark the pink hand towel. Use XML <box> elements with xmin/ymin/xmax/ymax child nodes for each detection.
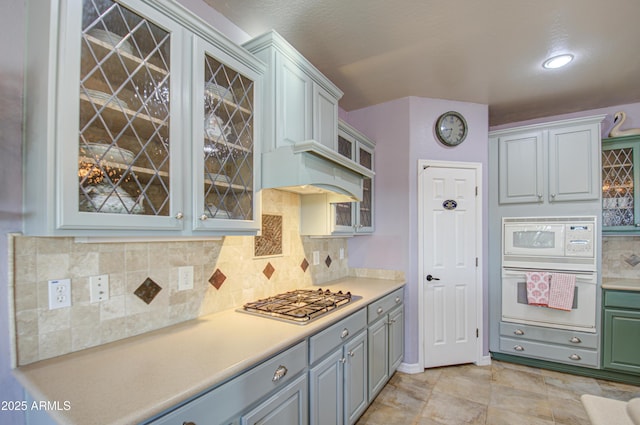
<box><xmin>526</xmin><ymin>271</ymin><xmax>550</xmax><ymax>306</ymax></box>
<box><xmin>548</xmin><ymin>273</ymin><xmax>576</xmax><ymax>311</ymax></box>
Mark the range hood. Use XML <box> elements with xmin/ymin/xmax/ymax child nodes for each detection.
<box><xmin>261</xmin><ymin>140</ymin><xmax>374</xmax><ymax>202</ymax></box>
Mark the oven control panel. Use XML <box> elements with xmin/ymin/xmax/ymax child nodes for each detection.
<box><xmin>565</xmin><ymin>223</ymin><xmax>594</xmax><ymax>257</ymax></box>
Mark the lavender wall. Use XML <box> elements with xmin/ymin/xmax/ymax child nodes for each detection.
<box><xmin>0</xmin><ymin>0</ymin><xmax>26</xmax><ymax>422</ymax></box>
<box><xmin>344</xmin><ymin>97</ymin><xmax>489</xmax><ymax>366</ymax></box>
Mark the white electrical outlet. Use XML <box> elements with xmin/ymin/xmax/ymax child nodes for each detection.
<box><xmin>339</xmin><ymin>248</ymin><xmax>345</xmax><ymax>260</ymax></box>
<box><xmin>89</xmin><ymin>274</ymin><xmax>109</xmax><ymax>303</ymax></box>
<box><xmin>48</xmin><ymin>279</ymin><xmax>71</xmax><ymax>310</ymax></box>
<box><xmin>178</xmin><ymin>266</ymin><xmax>194</xmax><ymax>291</ymax></box>
<box><xmin>313</xmin><ymin>251</ymin><xmax>320</xmax><ymax>265</ymax></box>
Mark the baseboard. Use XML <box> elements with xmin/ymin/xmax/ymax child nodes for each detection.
<box><xmin>397</xmin><ymin>362</ymin><xmax>423</xmax><ymax>374</ymax></box>
<box><xmin>475</xmin><ymin>355</ymin><xmax>492</xmax><ymax>366</ymax></box>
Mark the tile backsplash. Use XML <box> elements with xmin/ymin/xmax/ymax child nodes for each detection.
<box><xmin>9</xmin><ymin>190</ymin><xmax>360</xmax><ymax>366</ymax></box>
<box><xmin>602</xmin><ymin>236</ymin><xmax>640</xmax><ymax>277</ymax></box>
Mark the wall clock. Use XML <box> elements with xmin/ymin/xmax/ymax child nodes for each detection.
<box><xmin>435</xmin><ymin>111</ymin><xmax>468</xmax><ymax>146</ymax></box>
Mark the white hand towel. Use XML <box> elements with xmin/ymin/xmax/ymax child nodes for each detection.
<box><xmin>548</xmin><ymin>273</ymin><xmax>576</xmax><ymax>311</ymax></box>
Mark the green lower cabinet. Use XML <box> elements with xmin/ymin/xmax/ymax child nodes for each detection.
<box><xmin>603</xmin><ymin>308</ymin><xmax>640</xmax><ymax>374</ymax></box>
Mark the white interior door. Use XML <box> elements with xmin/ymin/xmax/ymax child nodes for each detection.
<box><xmin>421</xmin><ymin>164</ymin><xmax>479</xmax><ymax>368</ymax></box>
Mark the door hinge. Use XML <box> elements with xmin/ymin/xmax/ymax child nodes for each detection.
<box><xmin>475</xmin><ymin>186</ymin><xmax>478</xmax><ymax>196</ymax></box>
<box><xmin>475</xmin><ymin>257</ymin><xmax>478</xmax><ymax>267</ymax></box>
<box><xmin>476</xmin><ymin>328</ymin><xmax>479</xmax><ymax>338</ymax></box>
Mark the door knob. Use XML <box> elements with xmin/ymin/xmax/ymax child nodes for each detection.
<box><xmin>426</xmin><ymin>275</ymin><xmax>440</xmax><ymax>281</ymax></box>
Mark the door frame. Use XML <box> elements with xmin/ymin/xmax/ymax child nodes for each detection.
<box><xmin>417</xmin><ymin>159</ymin><xmax>485</xmax><ymax>369</ymax></box>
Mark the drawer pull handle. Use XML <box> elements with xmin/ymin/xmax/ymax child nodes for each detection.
<box><xmin>569</xmin><ymin>337</ymin><xmax>581</xmax><ymax>344</ymax></box>
<box><xmin>513</xmin><ymin>345</ymin><xmax>525</xmax><ymax>352</ymax></box>
<box><xmin>395</xmin><ymin>296</ymin><xmax>401</xmax><ymax>304</ymax></box>
<box><xmin>272</xmin><ymin>365</ymin><xmax>288</xmax><ymax>382</ymax></box>
<box><xmin>377</xmin><ymin>307</ymin><xmax>384</xmax><ymax>315</ymax></box>
<box><xmin>514</xmin><ymin>329</ymin><xmax>525</xmax><ymax>336</ymax></box>
<box><xmin>339</xmin><ymin>357</ymin><xmax>346</xmax><ymax>364</ymax></box>
<box><xmin>569</xmin><ymin>354</ymin><xmax>581</xmax><ymax>361</ymax></box>
<box><xmin>340</xmin><ymin>328</ymin><xmax>349</xmax><ymax>339</ymax></box>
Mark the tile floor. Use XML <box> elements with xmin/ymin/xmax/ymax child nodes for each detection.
<box><xmin>356</xmin><ymin>360</ymin><xmax>640</xmax><ymax>425</ymax></box>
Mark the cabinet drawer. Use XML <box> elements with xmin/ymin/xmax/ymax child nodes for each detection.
<box><xmin>499</xmin><ymin>336</ymin><xmax>598</xmax><ymax>367</ymax></box>
<box><xmin>367</xmin><ymin>289</ymin><xmax>403</xmax><ymax>324</ymax></box>
<box><xmin>309</xmin><ymin>309</ymin><xmax>366</xmax><ymax>364</ymax></box>
<box><xmin>149</xmin><ymin>341</ymin><xmax>307</xmax><ymax>425</ymax></box>
<box><xmin>500</xmin><ymin>322</ymin><xmax>598</xmax><ymax>349</ymax></box>
<box><xmin>604</xmin><ymin>290</ymin><xmax>640</xmax><ymax>309</ymax></box>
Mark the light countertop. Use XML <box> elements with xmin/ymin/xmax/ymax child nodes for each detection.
<box><xmin>602</xmin><ymin>278</ymin><xmax>640</xmax><ymax>292</ymax></box>
<box><xmin>13</xmin><ymin>276</ymin><xmax>405</xmax><ymax>425</ymax></box>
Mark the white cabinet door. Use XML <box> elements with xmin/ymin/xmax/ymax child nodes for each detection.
<box><xmin>309</xmin><ymin>349</ymin><xmax>344</xmax><ymax>425</ymax></box>
<box><xmin>548</xmin><ymin>123</ymin><xmax>600</xmax><ymax>202</ymax></box>
<box><xmin>276</xmin><ymin>53</ymin><xmax>313</xmax><ymax>147</ymax></box>
<box><xmin>313</xmin><ymin>81</ymin><xmax>339</xmax><ymax>149</ymax></box>
<box><xmin>344</xmin><ymin>330</ymin><xmax>368</xmax><ymax>425</ymax></box>
<box><xmin>498</xmin><ymin>131</ymin><xmax>544</xmax><ymax>204</ymax></box>
<box><xmin>241</xmin><ymin>374</ymin><xmax>308</xmax><ymax>425</ymax></box>
<box><xmin>388</xmin><ymin>305</ymin><xmax>404</xmax><ymax>373</ymax></box>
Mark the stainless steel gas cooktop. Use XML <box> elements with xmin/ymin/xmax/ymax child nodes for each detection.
<box><xmin>240</xmin><ymin>288</ymin><xmax>357</xmax><ymax>324</ymax></box>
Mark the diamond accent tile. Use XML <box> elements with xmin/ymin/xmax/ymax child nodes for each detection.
<box><xmin>325</xmin><ymin>255</ymin><xmax>332</xmax><ymax>268</ymax></box>
<box><xmin>300</xmin><ymin>258</ymin><xmax>309</xmax><ymax>272</ymax></box>
<box><xmin>134</xmin><ymin>278</ymin><xmax>162</xmax><ymax>304</ymax></box>
<box><xmin>263</xmin><ymin>262</ymin><xmax>275</xmax><ymax>280</ymax></box>
<box><xmin>625</xmin><ymin>254</ymin><xmax>640</xmax><ymax>267</ymax></box>
<box><xmin>209</xmin><ymin>269</ymin><xmax>226</xmax><ymax>290</ymax></box>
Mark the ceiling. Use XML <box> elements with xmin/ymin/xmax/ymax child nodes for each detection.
<box><xmin>204</xmin><ymin>0</ymin><xmax>640</xmax><ymax>126</ymax></box>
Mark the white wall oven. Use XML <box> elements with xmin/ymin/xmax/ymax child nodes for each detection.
<box><xmin>501</xmin><ymin>216</ymin><xmax>597</xmax><ymax>333</ymax></box>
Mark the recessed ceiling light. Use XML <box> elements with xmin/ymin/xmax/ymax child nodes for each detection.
<box><xmin>543</xmin><ymin>54</ymin><xmax>574</xmax><ymax>69</ymax></box>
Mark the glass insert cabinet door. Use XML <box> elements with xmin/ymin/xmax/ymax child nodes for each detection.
<box><xmin>59</xmin><ymin>0</ymin><xmax>185</xmax><ymax>230</ymax></box>
<box><xmin>192</xmin><ymin>37</ymin><xmax>259</xmax><ymax>231</ymax></box>
<box><xmin>602</xmin><ymin>137</ymin><xmax>640</xmax><ymax>231</ymax></box>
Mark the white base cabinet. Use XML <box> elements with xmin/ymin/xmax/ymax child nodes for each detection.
<box><xmin>367</xmin><ymin>289</ymin><xmax>404</xmax><ymax>401</ymax></box>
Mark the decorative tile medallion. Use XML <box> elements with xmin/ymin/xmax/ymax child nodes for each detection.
<box><xmin>209</xmin><ymin>269</ymin><xmax>226</xmax><ymax>290</ymax></box>
<box><xmin>325</xmin><ymin>255</ymin><xmax>332</xmax><ymax>268</ymax></box>
<box><xmin>263</xmin><ymin>262</ymin><xmax>275</xmax><ymax>279</ymax></box>
<box><xmin>134</xmin><ymin>278</ymin><xmax>162</xmax><ymax>304</ymax></box>
<box><xmin>254</xmin><ymin>214</ymin><xmax>283</xmax><ymax>257</ymax></box>
<box><xmin>300</xmin><ymin>258</ymin><xmax>309</xmax><ymax>272</ymax></box>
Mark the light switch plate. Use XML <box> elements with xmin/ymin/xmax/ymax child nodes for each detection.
<box><xmin>89</xmin><ymin>274</ymin><xmax>109</xmax><ymax>303</ymax></box>
<box><xmin>48</xmin><ymin>279</ymin><xmax>71</xmax><ymax>310</ymax></box>
<box><xmin>178</xmin><ymin>266</ymin><xmax>194</xmax><ymax>291</ymax></box>
<box><xmin>313</xmin><ymin>251</ymin><xmax>320</xmax><ymax>265</ymax></box>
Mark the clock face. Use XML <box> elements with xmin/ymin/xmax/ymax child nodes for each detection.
<box><xmin>436</xmin><ymin>111</ymin><xmax>468</xmax><ymax>146</ymax></box>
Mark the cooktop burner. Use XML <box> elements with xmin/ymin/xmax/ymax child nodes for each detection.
<box><xmin>241</xmin><ymin>288</ymin><xmax>356</xmax><ymax>324</ymax></box>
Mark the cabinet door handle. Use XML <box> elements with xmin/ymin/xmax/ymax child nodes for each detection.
<box><xmin>569</xmin><ymin>336</ymin><xmax>581</xmax><ymax>344</ymax></box>
<box><xmin>551</xmin><ymin>193</ymin><xmax>556</xmax><ymax>199</ymax></box>
<box><xmin>348</xmin><ymin>351</ymin><xmax>355</xmax><ymax>357</ymax></box>
<box><xmin>395</xmin><ymin>296</ymin><xmax>401</xmax><ymax>304</ymax></box>
<box><xmin>339</xmin><ymin>357</ymin><xmax>346</xmax><ymax>364</ymax></box>
<box><xmin>537</xmin><ymin>194</ymin><xmax>542</xmax><ymax>199</ymax></box>
<box><xmin>200</xmin><ymin>214</ymin><xmax>208</xmax><ymax>221</ymax></box>
<box><xmin>377</xmin><ymin>306</ymin><xmax>384</xmax><ymax>315</ymax></box>
<box><xmin>175</xmin><ymin>212</ymin><xmax>184</xmax><ymax>220</ymax></box>
<box><xmin>513</xmin><ymin>345</ymin><xmax>525</xmax><ymax>352</ymax></box>
<box><xmin>514</xmin><ymin>329</ymin><xmax>525</xmax><ymax>336</ymax></box>
<box><xmin>568</xmin><ymin>354</ymin><xmax>581</xmax><ymax>361</ymax></box>
<box><xmin>340</xmin><ymin>328</ymin><xmax>349</xmax><ymax>339</ymax></box>
<box><xmin>272</xmin><ymin>365</ymin><xmax>288</xmax><ymax>382</ymax></box>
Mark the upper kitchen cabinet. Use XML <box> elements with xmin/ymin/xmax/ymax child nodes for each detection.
<box><xmin>602</xmin><ymin>135</ymin><xmax>640</xmax><ymax>233</ymax></box>
<box><xmin>24</xmin><ymin>0</ymin><xmax>264</xmax><ymax>236</ymax></box>
<box><xmin>491</xmin><ymin>115</ymin><xmax>605</xmax><ymax>205</ymax></box>
<box><xmin>242</xmin><ymin>30</ymin><xmax>343</xmax><ymax>152</ymax></box>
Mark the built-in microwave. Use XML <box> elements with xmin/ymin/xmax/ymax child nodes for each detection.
<box><xmin>502</xmin><ymin>216</ymin><xmax>597</xmax><ymax>271</ymax></box>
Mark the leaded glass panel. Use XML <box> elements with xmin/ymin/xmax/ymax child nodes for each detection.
<box><xmin>202</xmin><ymin>53</ymin><xmax>254</xmax><ymax>220</ymax></box>
<box><xmin>78</xmin><ymin>0</ymin><xmax>170</xmax><ymax>215</ymax></box>
<box><xmin>602</xmin><ymin>147</ymin><xmax>635</xmax><ymax>227</ymax></box>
